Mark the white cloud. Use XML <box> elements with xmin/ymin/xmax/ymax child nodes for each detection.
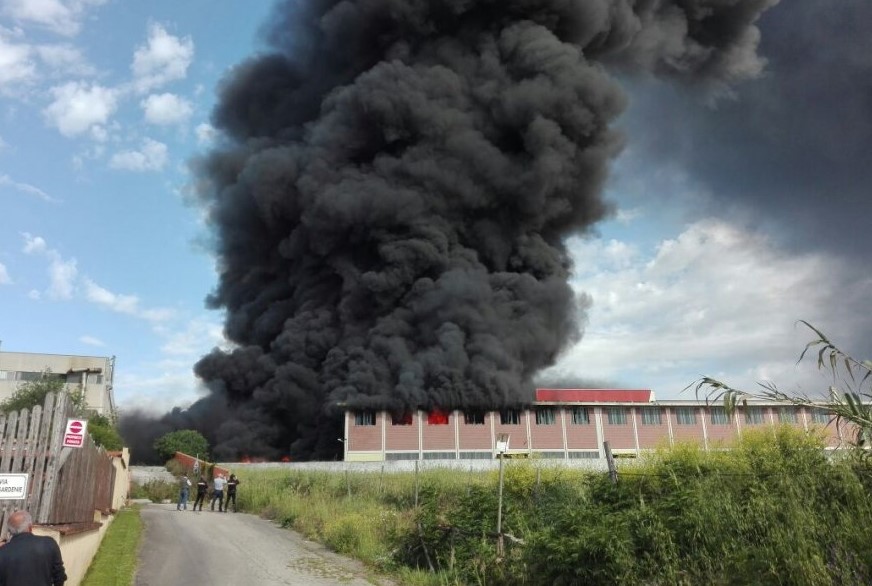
<box><xmin>44</xmin><ymin>81</ymin><xmax>118</xmax><ymax>137</ymax></box>
<box><xmin>109</xmin><ymin>138</ymin><xmax>168</xmax><ymax>172</ymax></box>
<box><xmin>195</xmin><ymin>122</ymin><xmax>216</xmax><ymax>146</ymax></box>
<box><xmin>0</xmin><ymin>262</ymin><xmax>10</xmax><ymax>284</ymax></box>
<box><xmin>46</xmin><ymin>254</ymin><xmax>77</xmax><ymax>299</ymax></box>
<box><xmin>1</xmin><ymin>0</ymin><xmax>108</xmax><ymax>37</ymax></box>
<box><xmin>0</xmin><ymin>174</ymin><xmax>56</xmax><ymax>202</ymax></box>
<box><xmin>79</xmin><ymin>335</ymin><xmax>104</xmax><ymax>347</ymax></box>
<box><xmin>0</xmin><ymin>33</ymin><xmax>36</xmax><ymax>91</ymax></box>
<box><xmin>27</xmin><ymin>289</ymin><xmax>40</xmax><ymax>300</ymax></box>
<box><xmin>21</xmin><ymin>231</ymin><xmax>77</xmax><ymax>299</ymax></box>
<box><xmin>545</xmin><ymin>219</ymin><xmax>869</xmax><ymax>398</ymax></box>
<box><xmin>21</xmin><ymin>232</ymin><xmax>47</xmax><ymax>254</ymax></box>
<box><xmin>141</xmin><ymin>92</ymin><xmax>192</xmax><ymax>126</ymax></box>
<box><xmin>131</xmin><ymin>24</ymin><xmax>194</xmax><ymax>94</ymax></box>
<box><xmin>36</xmin><ymin>43</ymin><xmax>96</xmax><ymax>76</ymax></box>
<box><xmin>159</xmin><ymin>318</ymin><xmax>224</xmax><ymax>356</ymax></box>
<box><xmin>83</xmin><ymin>277</ymin><xmax>174</xmax><ymax>323</ymax></box>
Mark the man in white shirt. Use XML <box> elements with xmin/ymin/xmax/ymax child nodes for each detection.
<box><xmin>210</xmin><ymin>474</ymin><xmax>227</xmax><ymax>512</ymax></box>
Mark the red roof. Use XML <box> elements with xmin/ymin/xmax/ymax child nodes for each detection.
<box><xmin>535</xmin><ymin>389</ymin><xmax>653</xmax><ymax>403</ymax></box>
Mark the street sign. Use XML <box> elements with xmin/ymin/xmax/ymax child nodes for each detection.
<box><xmin>63</xmin><ymin>418</ymin><xmax>88</xmax><ymax>448</ymax></box>
<box><xmin>0</xmin><ymin>474</ymin><xmax>29</xmax><ymax>500</ymax></box>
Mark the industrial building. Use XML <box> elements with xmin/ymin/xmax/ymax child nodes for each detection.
<box><xmin>342</xmin><ymin>389</ymin><xmax>844</xmax><ymax>462</ymax></box>
<box><xmin>0</xmin><ymin>350</ymin><xmax>116</xmax><ymax>417</ymax></box>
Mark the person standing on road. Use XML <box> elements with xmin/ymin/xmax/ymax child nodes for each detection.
<box><xmin>210</xmin><ymin>474</ymin><xmax>226</xmax><ymax>512</ymax></box>
<box><xmin>224</xmin><ymin>474</ymin><xmax>240</xmax><ymax>512</ymax></box>
<box><xmin>0</xmin><ymin>510</ymin><xmax>67</xmax><ymax>585</ymax></box>
<box><xmin>193</xmin><ymin>476</ymin><xmax>208</xmax><ymax>511</ymax></box>
<box><xmin>177</xmin><ymin>475</ymin><xmax>191</xmax><ymax>511</ymax></box>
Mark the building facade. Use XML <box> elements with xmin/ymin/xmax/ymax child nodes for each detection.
<box><xmin>0</xmin><ymin>351</ymin><xmax>116</xmax><ymax>416</ymax></box>
<box><xmin>343</xmin><ymin>389</ymin><xmax>846</xmax><ymax>462</ymax></box>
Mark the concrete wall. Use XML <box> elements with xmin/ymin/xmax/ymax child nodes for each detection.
<box><xmin>36</xmin><ymin>512</ymin><xmax>113</xmax><ymax>586</ymax></box>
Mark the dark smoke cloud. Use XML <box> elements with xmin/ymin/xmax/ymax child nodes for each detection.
<box><xmin>122</xmin><ymin>0</ymin><xmax>778</xmax><ymax>462</ymax></box>
<box><xmin>619</xmin><ymin>0</ymin><xmax>872</xmax><ymax>259</ymax></box>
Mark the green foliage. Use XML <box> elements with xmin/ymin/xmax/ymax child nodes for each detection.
<box><xmin>81</xmin><ymin>507</ymin><xmax>142</xmax><ymax>586</ymax></box>
<box><xmin>237</xmin><ymin>431</ymin><xmax>872</xmax><ymax>586</ymax></box>
<box><xmin>88</xmin><ymin>414</ymin><xmax>124</xmax><ymax>451</ymax></box>
<box><xmin>153</xmin><ymin>429</ymin><xmax>209</xmax><ymax>462</ymax></box>
<box><xmin>0</xmin><ymin>370</ymin><xmax>68</xmax><ymax>414</ymax></box>
<box><xmin>690</xmin><ymin>321</ymin><xmax>872</xmax><ymax>447</ymax></box>
<box><xmin>129</xmin><ymin>480</ymin><xmax>177</xmax><ymax>503</ymax></box>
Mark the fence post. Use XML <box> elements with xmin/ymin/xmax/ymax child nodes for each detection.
<box><xmin>414</xmin><ymin>460</ymin><xmax>419</xmax><ymax>508</ymax></box>
<box><xmin>604</xmin><ymin>441</ymin><xmax>618</xmax><ymax>485</ymax></box>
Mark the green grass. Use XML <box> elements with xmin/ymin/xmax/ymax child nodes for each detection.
<box><xmin>234</xmin><ymin>428</ymin><xmax>872</xmax><ymax>586</ymax></box>
<box><xmin>81</xmin><ymin>507</ymin><xmax>143</xmax><ymax>586</ymax></box>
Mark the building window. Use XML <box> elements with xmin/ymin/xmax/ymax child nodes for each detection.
<box><xmin>570</xmin><ymin>407</ymin><xmax>590</xmax><ymax>425</ymax></box>
<box><xmin>427</xmin><ymin>410</ymin><xmax>449</xmax><ymax>425</ymax></box>
<box><xmin>464</xmin><ymin>411</ymin><xmax>485</xmax><ymax>425</ymax></box>
<box><xmin>607</xmin><ymin>408</ymin><xmax>626</xmax><ymax>425</ymax></box>
<box><xmin>675</xmin><ymin>407</ymin><xmax>697</xmax><ymax>425</ymax></box>
<box><xmin>710</xmin><ymin>407</ymin><xmax>729</xmax><ymax>425</ymax></box>
<box><xmin>778</xmin><ymin>408</ymin><xmax>797</xmax><ymax>424</ymax></box>
<box><xmin>391</xmin><ymin>412</ymin><xmax>413</xmax><ymax>426</ymax></box>
<box><xmin>810</xmin><ymin>408</ymin><xmax>830</xmax><ymax>425</ymax></box>
<box><xmin>535</xmin><ymin>407</ymin><xmax>555</xmax><ymax>425</ymax></box>
<box><xmin>640</xmin><ymin>408</ymin><xmax>662</xmax><ymax>425</ymax></box>
<box><xmin>500</xmin><ymin>409</ymin><xmax>521</xmax><ymax>425</ymax></box>
<box><xmin>354</xmin><ymin>411</ymin><xmax>375</xmax><ymax>426</ymax></box>
<box><xmin>745</xmin><ymin>407</ymin><xmax>764</xmax><ymax>425</ymax></box>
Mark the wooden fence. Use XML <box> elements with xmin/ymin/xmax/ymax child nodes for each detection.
<box><xmin>0</xmin><ymin>392</ymin><xmax>116</xmax><ymax>535</ymax></box>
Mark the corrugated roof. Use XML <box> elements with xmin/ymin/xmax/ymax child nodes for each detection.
<box><xmin>535</xmin><ymin>389</ymin><xmax>654</xmax><ymax>403</ymax></box>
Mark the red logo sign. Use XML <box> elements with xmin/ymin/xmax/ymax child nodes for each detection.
<box><xmin>63</xmin><ymin>419</ymin><xmax>88</xmax><ymax>448</ymax></box>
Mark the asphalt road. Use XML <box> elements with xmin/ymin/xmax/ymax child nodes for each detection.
<box><xmin>135</xmin><ymin>503</ymin><xmax>395</xmax><ymax>586</ymax></box>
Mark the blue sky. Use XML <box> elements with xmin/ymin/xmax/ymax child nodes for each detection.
<box><xmin>1</xmin><ymin>0</ymin><xmax>869</xmax><ymax>415</ymax></box>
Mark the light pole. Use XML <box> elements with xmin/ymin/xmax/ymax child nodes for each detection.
<box><xmin>495</xmin><ymin>433</ymin><xmax>510</xmax><ymax>556</ymax></box>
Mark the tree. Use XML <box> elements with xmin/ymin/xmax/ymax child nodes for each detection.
<box><xmin>0</xmin><ymin>369</ymin><xmax>86</xmax><ymax>415</ymax></box>
<box><xmin>689</xmin><ymin>320</ymin><xmax>872</xmax><ymax>447</ymax></box>
<box><xmin>88</xmin><ymin>414</ymin><xmax>124</xmax><ymax>451</ymax></box>
<box><xmin>153</xmin><ymin>430</ymin><xmax>210</xmax><ymax>462</ymax></box>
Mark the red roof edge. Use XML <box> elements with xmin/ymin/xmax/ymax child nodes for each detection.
<box><xmin>535</xmin><ymin>389</ymin><xmax>654</xmax><ymax>403</ymax></box>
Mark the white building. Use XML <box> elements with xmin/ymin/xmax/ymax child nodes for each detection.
<box><xmin>0</xmin><ymin>351</ymin><xmax>116</xmax><ymax>417</ymax></box>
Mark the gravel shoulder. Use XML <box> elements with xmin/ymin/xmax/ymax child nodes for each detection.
<box><xmin>135</xmin><ymin>503</ymin><xmax>396</xmax><ymax>586</ymax></box>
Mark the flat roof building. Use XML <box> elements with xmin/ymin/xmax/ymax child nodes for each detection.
<box><xmin>343</xmin><ymin>389</ymin><xmax>845</xmax><ymax>462</ymax></box>
<box><xmin>0</xmin><ymin>351</ymin><xmax>116</xmax><ymax>417</ymax></box>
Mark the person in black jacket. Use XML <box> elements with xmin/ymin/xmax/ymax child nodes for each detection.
<box><xmin>192</xmin><ymin>476</ymin><xmax>208</xmax><ymax>511</ymax></box>
<box><xmin>224</xmin><ymin>474</ymin><xmax>240</xmax><ymax>512</ymax></box>
<box><xmin>0</xmin><ymin>510</ymin><xmax>66</xmax><ymax>586</ymax></box>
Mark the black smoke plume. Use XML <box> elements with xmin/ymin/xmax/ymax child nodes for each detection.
<box><xmin>121</xmin><ymin>0</ymin><xmax>778</xmax><ymax>462</ymax></box>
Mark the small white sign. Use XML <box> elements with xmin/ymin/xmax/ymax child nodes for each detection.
<box><xmin>63</xmin><ymin>418</ymin><xmax>88</xmax><ymax>448</ymax></box>
<box><xmin>0</xmin><ymin>474</ymin><xmax>28</xmax><ymax>500</ymax></box>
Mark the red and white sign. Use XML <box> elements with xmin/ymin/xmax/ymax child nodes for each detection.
<box><xmin>63</xmin><ymin>418</ymin><xmax>88</xmax><ymax>448</ymax></box>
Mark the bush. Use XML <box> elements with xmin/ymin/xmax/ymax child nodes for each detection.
<box><xmin>130</xmin><ymin>480</ymin><xmax>177</xmax><ymax>503</ymax></box>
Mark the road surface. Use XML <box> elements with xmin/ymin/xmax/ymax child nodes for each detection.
<box><xmin>135</xmin><ymin>503</ymin><xmax>395</xmax><ymax>586</ymax></box>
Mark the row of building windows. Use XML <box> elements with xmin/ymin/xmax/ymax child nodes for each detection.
<box><xmin>0</xmin><ymin>371</ymin><xmax>103</xmax><ymax>384</ymax></box>
<box><xmin>355</xmin><ymin>407</ymin><xmax>832</xmax><ymax>427</ymax></box>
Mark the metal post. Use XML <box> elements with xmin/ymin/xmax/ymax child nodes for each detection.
<box><xmin>496</xmin><ymin>452</ymin><xmax>505</xmax><ymax>556</ymax></box>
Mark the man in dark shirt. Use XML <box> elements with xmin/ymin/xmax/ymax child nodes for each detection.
<box><xmin>193</xmin><ymin>476</ymin><xmax>208</xmax><ymax>511</ymax></box>
<box><xmin>0</xmin><ymin>510</ymin><xmax>66</xmax><ymax>586</ymax></box>
<box><xmin>224</xmin><ymin>474</ymin><xmax>240</xmax><ymax>512</ymax></box>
